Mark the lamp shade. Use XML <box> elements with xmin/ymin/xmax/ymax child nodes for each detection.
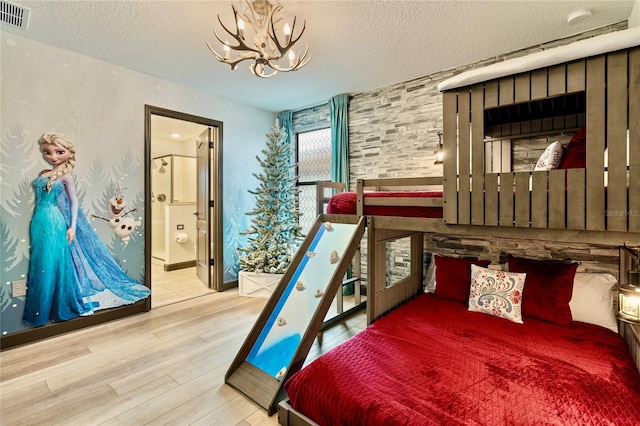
<box><xmin>618</xmin><ymin>245</ymin><xmax>640</xmax><ymax>324</ymax></box>
<box><xmin>618</xmin><ymin>285</ymin><xmax>640</xmax><ymax>324</ymax></box>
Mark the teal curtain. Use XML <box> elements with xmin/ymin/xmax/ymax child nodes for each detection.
<box><xmin>329</xmin><ymin>94</ymin><xmax>349</xmax><ymax>190</ymax></box>
<box><xmin>278</xmin><ymin>110</ymin><xmax>294</xmax><ymax>167</ymax></box>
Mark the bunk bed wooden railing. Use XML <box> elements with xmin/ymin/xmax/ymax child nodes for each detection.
<box><xmin>317</xmin><ymin>177</ymin><xmax>444</xmax><ymax>216</ymax></box>
<box><xmin>355</xmin><ymin>177</ymin><xmax>451</xmax><ymax>235</ymax></box>
<box><xmin>441</xmin><ymin>44</ymin><xmax>639</xmax><ymax>234</ymax></box>
<box><xmin>317</xmin><ymin>177</ymin><xmax>447</xmax><ymax>322</ymax></box>
<box><xmin>315</xmin><ymin>181</ymin><xmax>345</xmax><ymax>217</ymax></box>
<box><xmin>355</xmin><ymin>176</ymin><xmax>443</xmax><ymax>215</ymax></box>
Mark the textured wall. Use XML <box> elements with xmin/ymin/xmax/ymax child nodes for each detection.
<box><xmin>347</xmin><ymin>23</ymin><xmax>626</xmax><ymax>184</ymax></box>
<box><xmin>0</xmin><ymin>32</ymin><xmax>274</xmax><ymax>336</ymax></box>
<box><xmin>292</xmin><ymin>104</ymin><xmax>330</xmax><ymax>134</ymax></box>
<box><xmin>424</xmin><ymin>234</ymin><xmax>619</xmax><ymax>276</ymax></box>
<box><xmin>334</xmin><ymin>23</ymin><xmax>627</xmax><ymax>285</ymax></box>
<box><xmin>377</xmin><ymin>231</ymin><xmax>620</xmax><ymax>292</ymax></box>
<box><xmin>292</xmin><ymin>24</ymin><xmax>627</xmax><ymax>288</ymax></box>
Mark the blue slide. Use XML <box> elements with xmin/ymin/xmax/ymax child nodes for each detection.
<box><xmin>225</xmin><ymin>216</ymin><xmax>366</xmax><ymax>415</ymax></box>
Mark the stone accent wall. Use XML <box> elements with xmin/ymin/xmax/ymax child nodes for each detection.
<box><xmin>293</xmin><ymin>23</ymin><xmax>627</xmax><ymax>287</ymax></box>
<box><xmin>292</xmin><ymin>103</ymin><xmax>330</xmax><ymax>135</ymax></box>
<box><xmin>373</xmin><ymin>233</ymin><xmax>619</xmax><ymax>291</ymax></box>
<box><xmin>347</xmin><ymin>22</ymin><xmax>625</xmax><ymax>185</ymax></box>
<box><xmin>424</xmin><ymin>234</ymin><xmax>620</xmax><ymax>276</ymax></box>
<box><xmin>292</xmin><ymin>23</ymin><xmax>626</xmax><ymax>179</ymax></box>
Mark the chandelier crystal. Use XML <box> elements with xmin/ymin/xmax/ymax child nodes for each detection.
<box><xmin>207</xmin><ymin>0</ymin><xmax>310</xmax><ymax>78</ymax></box>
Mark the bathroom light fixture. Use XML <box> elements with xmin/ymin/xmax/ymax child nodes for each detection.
<box><xmin>567</xmin><ymin>9</ymin><xmax>592</xmax><ymax>25</ymax></box>
<box><xmin>170</xmin><ymin>133</ymin><xmax>181</xmax><ymax>138</ymax></box>
<box><xmin>207</xmin><ymin>0</ymin><xmax>310</xmax><ymax>78</ymax></box>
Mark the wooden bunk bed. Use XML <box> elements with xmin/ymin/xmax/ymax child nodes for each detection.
<box><xmin>440</xmin><ymin>39</ymin><xmax>639</xmax><ymax>235</ymax></box>
<box><xmin>317</xmin><ymin>176</ymin><xmax>448</xmax><ymax>322</ymax></box>
<box><xmin>277</xmin><ymin>29</ymin><xmax>640</xmax><ymax>425</ymax></box>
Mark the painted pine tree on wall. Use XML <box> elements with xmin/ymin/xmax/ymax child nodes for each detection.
<box><xmin>237</xmin><ymin>120</ymin><xmax>303</xmax><ymax>274</ymax></box>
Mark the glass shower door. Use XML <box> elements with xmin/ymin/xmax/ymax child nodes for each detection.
<box><xmin>151</xmin><ymin>155</ymin><xmax>172</xmax><ymax>260</ymax></box>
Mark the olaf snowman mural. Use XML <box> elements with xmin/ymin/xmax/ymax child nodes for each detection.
<box><xmin>91</xmin><ymin>182</ymin><xmax>142</xmax><ymax>244</ymax></box>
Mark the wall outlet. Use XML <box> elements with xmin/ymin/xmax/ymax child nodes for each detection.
<box><xmin>12</xmin><ymin>280</ymin><xmax>26</xmax><ymax>298</ymax></box>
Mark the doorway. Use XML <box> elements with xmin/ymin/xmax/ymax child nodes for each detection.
<box><xmin>145</xmin><ymin>106</ymin><xmax>224</xmax><ymax>306</ymax></box>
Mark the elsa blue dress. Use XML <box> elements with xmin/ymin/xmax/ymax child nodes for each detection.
<box><xmin>24</xmin><ymin>175</ymin><xmax>150</xmax><ymax>326</ymax></box>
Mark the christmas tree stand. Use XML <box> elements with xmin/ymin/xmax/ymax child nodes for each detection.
<box><xmin>238</xmin><ymin>270</ymin><xmax>283</xmax><ymax>298</ymax></box>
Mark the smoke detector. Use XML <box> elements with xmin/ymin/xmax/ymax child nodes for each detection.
<box><xmin>0</xmin><ymin>0</ymin><xmax>30</xmax><ymax>30</ymax></box>
<box><xmin>567</xmin><ymin>9</ymin><xmax>592</xmax><ymax>25</ymax></box>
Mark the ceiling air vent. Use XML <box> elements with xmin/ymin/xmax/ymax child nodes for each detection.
<box><xmin>0</xmin><ymin>0</ymin><xmax>30</xmax><ymax>30</ymax></box>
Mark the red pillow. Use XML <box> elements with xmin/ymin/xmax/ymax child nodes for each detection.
<box><xmin>507</xmin><ymin>255</ymin><xmax>578</xmax><ymax>326</ymax></box>
<box><xmin>559</xmin><ymin>127</ymin><xmax>586</xmax><ymax>169</ymax></box>
<box><xmin>326</xmin><ymin>192</ymin><xmax>355</xmax><ymax>214</ymax></box>
<box><xmin>434</xmin><ymin>255</ymin><xmax>491</xmax><ymax>304</ymax></box>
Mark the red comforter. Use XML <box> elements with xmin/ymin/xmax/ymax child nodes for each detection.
<box><xmin>326</xmin><ymin>191</ymin><xmax>443</xmax><ymax>218</ymax></box>
<box><xmin>284</xmin><ymin>294</ymin><xmax>640</xmax><ymax>425</ymax></box>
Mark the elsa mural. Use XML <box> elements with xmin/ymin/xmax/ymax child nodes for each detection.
<box><xmin>24</xmin><ymin>133</ymin><xmax>150</xmax><ymax>327</ymax></box>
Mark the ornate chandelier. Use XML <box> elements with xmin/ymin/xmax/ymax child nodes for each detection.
<box><xmin>207</xmin><ymin>0</ymin><xmax>310</xmax><ymax>78</ymax></box>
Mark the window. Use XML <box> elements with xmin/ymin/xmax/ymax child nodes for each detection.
<box><xmin>296</xmin><ymin>128</ymin><xmax>332</xmax><ymax>234</ymax></box>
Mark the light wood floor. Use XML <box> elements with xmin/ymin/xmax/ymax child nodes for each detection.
<box><xmin>150</xmin><ymin>262</ymin><xmax>213</xmax><ymax>308</ymax></box>
<box><xmin>0</xmin><ymin>289</ymin><xmax>366</xmax><ymax>425</ymax></box>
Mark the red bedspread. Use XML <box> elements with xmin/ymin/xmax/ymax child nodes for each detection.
<box><xmin>326</xmin><ymin>191</ymin><xmax>443</xmax><ymax>218</ymax></box>
<box><xmin>284</xmin><ymin>294</ymin><xmax>640</xmax><ymax>425</ymax></box>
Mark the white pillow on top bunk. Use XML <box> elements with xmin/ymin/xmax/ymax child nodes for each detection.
<box><xmin>534</xmin><ymin>141</ymin><xmax>564</xmax><ymax>171</ymax></box>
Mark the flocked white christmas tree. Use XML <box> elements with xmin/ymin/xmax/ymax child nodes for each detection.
<box><xmin>237</xmin><ymin>119</ymin><xmax>303</xmax><ymax>274</ymax></box>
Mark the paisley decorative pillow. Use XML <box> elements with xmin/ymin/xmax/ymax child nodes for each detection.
<box><xmin>468</xmin><ymin>265</ymin><xmax>526</xmax><ymax>324</ymax></box>
<box><xmin>534</xmin><ymin>141</ymin><xmax>564</xmax><ymax>171</ymax></box>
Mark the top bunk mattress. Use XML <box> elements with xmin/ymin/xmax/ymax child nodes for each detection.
<box><xmin>326</xmin><ymin>190</ymin><xmax>444</xmax><ymax>218</ymax></box>
<box><xmin>438</xmin><ymin>28</ymin><xmax>640</xmax><ymax>91</ymax></box>
<box><xmin>284</xmin><ymin>294</ymin><xmax>640</xmax><ymax>426</ymax></box>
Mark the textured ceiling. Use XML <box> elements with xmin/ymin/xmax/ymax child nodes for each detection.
<box><xmin>1</xmin><ymin>1</ymin><xmax>636</xmax><ymax>112</ymax></box>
